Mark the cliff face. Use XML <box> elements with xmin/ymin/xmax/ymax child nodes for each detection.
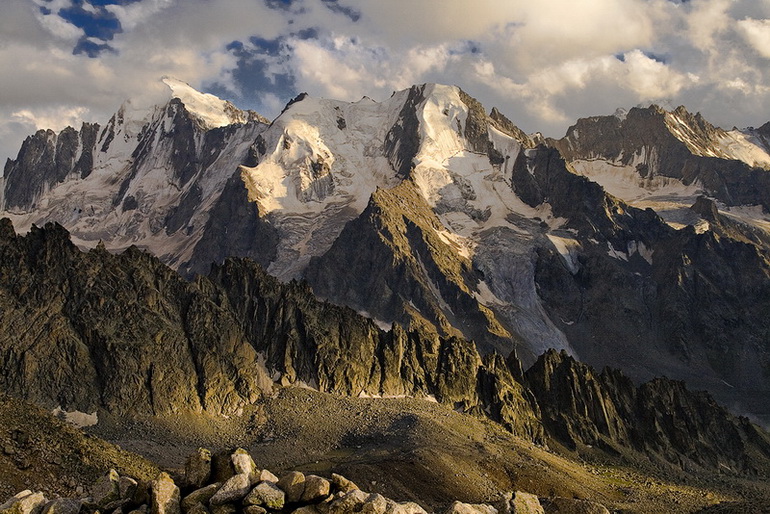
<box><xmin>526</xmin><ymin>350</ymin><xmax>770</xmax><ymax>475</ymax></box>
<box><xmin>0</xmin><ymin>218</ymin><xmax>271</xmax><ymax>417</ymax></box>
<box><xmin>2</xmin><ymin>219</ymin><xmax>770</xmax><ymax>474</ymax></box>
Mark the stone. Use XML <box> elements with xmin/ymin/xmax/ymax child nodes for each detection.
<box><xmin>277</xmin><ymin>471</ymin><xmax>306</xmax><ymax>504</ymax></box>
<box><xmin>129</xmin><ymin>481</ymin><xmax>150</xmax><ymax>509</ymax></box>
<box><xmin>185</xmin><ymin>449</ymin><xmax>212</xmax><ymax>489</ymax></box>
<box><xmin>291</xmin><ymin>507</ymin><xmax>320</xmax><ymax>514</ymax></box>
<box><xmin>0</xmin><ymin>491</ymin><xmax>48</xmax><ymax>514</ymax></box>
<box><xmin>360</xmin><ymin>494</ymin><xmax>388</xmax><ymax>514</ymax></box>
<box><xmin>181</xmin><ymin>484</ymin><xmax>220</xmax><ymax>512</ymax></box>
<box><xmin>509</xmin><ymin>492</ymin><xmax>544</xmax><ymax>514</ymax></box>
<box><xmin>92</xmin><ymin>469</ymin><xmax>121</xmax><ymax>507</ymax></box>
<box><xmin>230</xmin><ymin>449</ymin><xmax>256</xmax><ymax>482</ymax></box>
<box><xmin>209</xmin><ymin>474</ymin><xmax>251</xmax><ymax>506</ymax></box>
<box><xmin>243</xmin><ymin>482</ymin><xmax>285</xmax><ymax>510</ymax></box>
<box><xmin>150</xmin><ymin>472</ymin><xmax>181</xmax><ymax>514</ymax></box>
<box><xmin>300</xmin><ymin>475</ymin><xmax>330</xmax><ymax>503</ymax></box>
<box><xmin>330</xmin><ymin>474</ymin><xmax>359</xmax><ymax>494</ymax></box>
<box><xmin>119</xmin><ymin>477</ymin><xmax>139</xmax><ymax>501</ymax></box>
<box><xmin>185</xmin><ymin>505</ymin><xmax>209</xmax><ymax>514</ymax></box>
<box><xmin>386</xmin><ymin>502</ymin><xmax>428</xmax><ymax>514</ymax></box>
<box><xmin>540</xmin><ymin>497</ymin><xmax>609</xmax><ymax>514</ymax></box>
<box><xmin>40</xmin><ymin>499</ymin><xmax>81</xmax><ymax>514</ymax></box>
<box><xmin>444</xmin><ymin>502</ymin><xmax>498</xmax><ymax>514</ymax></box>
<box><xmin>209</xmin><ymin>451</ymin><xmax>236</xmax><ymax>484</ymax></box>
<box><xmin>257</xmin><ymin>470</ymin><xmax>278</xmax><ymax>483</ymax></box>
<box><xmin>104</xmin><ymin>498</ymin><xmax>132</xmax><ymax>513</ymax></box>
<box><xmin>244</xmin><ymin>507</ymin><xmax>267</xmax><ymax>514</ymax></box>
<box><xmin>327</xmin><ymin>490</ymin><xmax>369</xmax><ymax>514</ymax></box>
<box><xmin>209</xmin><ymin>505</ymin><xmax>236</xmax><ymax>514</ymax></box>
<box><xmin>127</xmin><ymin>506</ymin><xmax>148</xmax><ymax>514</ymax></box>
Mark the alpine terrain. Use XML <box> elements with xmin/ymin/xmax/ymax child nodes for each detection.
<box><xmin>1</xmin><ymin>78</ymin><xmax>769</xmax><ymax>512</ymax></box>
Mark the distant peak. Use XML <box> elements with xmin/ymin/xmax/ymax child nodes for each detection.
<box><xmin>161</xmin><ymin>77</ymin><xmax>258</xmax><ymax>129</ymax></box>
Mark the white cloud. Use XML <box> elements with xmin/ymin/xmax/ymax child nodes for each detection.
<box><xmin>104</xmin><ymin>0</ymin><xmax>175</xmax><ymax>31</ymax></box>
<box><xmin>737</xmin><ymin>18</ymin><xmax>770</xmax><ymax>59</ymax></box>
<box><xmin>1</xmin><ymin>0</ymin><xmax>770</xmax><ymax>163</ymax></box>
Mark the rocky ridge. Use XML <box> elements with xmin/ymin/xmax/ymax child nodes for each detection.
<box><xmin>1</xmin><ymin>220</ymin><xmax>769</xmax><ymax>477</ymax></box>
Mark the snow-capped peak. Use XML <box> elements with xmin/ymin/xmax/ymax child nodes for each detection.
<box><xmin>162</xmin><ymin>77</ymin><xmax>250</xmax><ymax>129</ymax></box>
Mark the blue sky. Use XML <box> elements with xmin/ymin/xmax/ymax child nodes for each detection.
<box><xmin>1</xmin><ymin>0</ymin><xmax>770</xmax><ymax>161</ymax></box>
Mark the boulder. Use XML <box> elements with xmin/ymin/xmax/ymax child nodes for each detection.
<box><xmin>360</xmin><ymin>494</ymin><xmax>388</xmax><ymax>514</ymax></box>
<box><xmin>444</xmin><ymin>502</ymin><xmax>498</xmax><ymax>514</ymax></box>
<box><xmin>327</xmin><ymin>490</ymin><xmax>369</xmax><ymax>514</ymax></box>
<box><xmin>92</xmin><ymin>469</ymin><xmax>121</xmax><ymax>507</ymax></box>
<box><xmin>385</xmin><ymin>502</ymin><xmax>428</xmax><ymax>514</ymax></box>
<box><xmin>40</xmin><ymin>499</ymin><xmax>81</xmax><ymax>514</ymax></box>
<box><xmin>330</xmin><ymin>474</ymin><xmax>359</xmax><ymax>494</ymax></box>
<box><xmin>243</xmin><ymin>482</ymin><xmax>285</xmax><ymax>510</ymax></box>
<box><xmin>244</xmin><ymin>507</ymin><xmax>267</xmax><ymax>514</ymax></box>
<box><xmin>291</xmin><ymin>507</ymin><xmax>320</xmax><ymax>514</ymax></box>
<box><xmin>257</xmin><ymin>470</ymin><xmax>278</xmax><ymax>483</ymax></box>
<box><xmin>209</xmin><ymin>505</ymin><xmax>236</xmax><ymax>514</ymax></box>
<box><xmin>230</xmin><ymin>449</ymin><xmax>257</xmax><ymax>482</ymax></box>
<box><xmin>185</xmin><ymin>449</ymin><xmax>212</xmax><ymax>489</ymax></box>
<box><xmin>301</xmin><ymin>476</ymin><xmax>330</xmax><ymax>503</ymax></box>
<box><xmin>185</xmin><ymin>505</ymin><xmax>209</xmax><ymax>514</ymax></box>
<box><xmin>277</xmin><ymin>472</ymin><xmax>306</xmax><ymax>504</ymax></box>
<box><xmin>510</xmin><ymin>492</ymin><xmax>544</xmax><ymax>514</ymax></box>
<box><xmin>209</xmin><ymin>474</ymin><xmax>251</xmax><ymax>506</ymax></box>
<box><xmin>181</xmin><ymin>484</ymin><xmax>220</xmax><ymax>512</ymax></box>
<box><xmin>150</xmin><ymin>473</ymin><xmax>181</xmax><ymax>514</ymax></box>
<box><xmin>0</xmin><ymin>491</ymin><xmax>48</xmax><ymax>514</ymax></box>
<box><xmin>119</xmin><ymin>477</ymin><xmax>139</xmax><ymax>501</ymax></box>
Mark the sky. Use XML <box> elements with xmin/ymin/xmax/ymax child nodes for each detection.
<box><xmin>1</xmin><ymin>0</ymin><xmax>770</xmax><ymax>163</ymax></box>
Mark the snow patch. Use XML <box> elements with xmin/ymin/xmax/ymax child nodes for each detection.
<box><xmin>547</xmin><ymin>234</ymin><xmax>581</xmax><ymax>273</ymax></box>
<box><xmin>51</xmin><ymin>406</ymin><xmax>98</xmax><ymax>428</ymax></box>
<box><xmin>718</xmin><ymin>129</ymin><xmax>770</xmax><ymax>169</ymax></box>
<box><xmin>163</xmin><ymin>77</ymin><xmax>246</xmax><ymax>129</ymax></box>
<box><xmin>627</xmin><ymin>240</ymin><xmax>653</xmax><ymax>264</ymax></box>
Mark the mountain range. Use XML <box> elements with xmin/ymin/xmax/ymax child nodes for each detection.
<box><xmin>3</xmin><ymin>78</ymin><xmax>768</xmax><ymax>427</ymax></box>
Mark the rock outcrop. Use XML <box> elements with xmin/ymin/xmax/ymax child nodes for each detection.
<box><xmin>525</xmin><ymin>350</ymin><xmax>770</xmax><ymax>474</ymax></box>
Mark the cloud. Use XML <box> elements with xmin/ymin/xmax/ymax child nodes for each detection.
<box><xmin>737</xmin><ymin>17</ymin><xmax>770</xmax><ymax>59</ymax></box>
<box><xmin>2</xmin><ymin>0</ymin><xmax>770</xmax><ymax>165</ymax></box>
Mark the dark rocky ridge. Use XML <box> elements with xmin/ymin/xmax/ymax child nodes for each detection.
<box><xmin>1</xmin><ymin>219</ymin><xmax>769</xmax><ymax>475</ymax></box>
<box><xmin>526</xmin><ymin>350</ymin><xmax>770</xmax><ymax>474</ymax></box>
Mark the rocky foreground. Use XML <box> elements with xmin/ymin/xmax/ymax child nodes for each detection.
<box><xmin>0</xmin><ymin>448</ymin><xmax>612</xmax><ymax>514</ymax></box>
